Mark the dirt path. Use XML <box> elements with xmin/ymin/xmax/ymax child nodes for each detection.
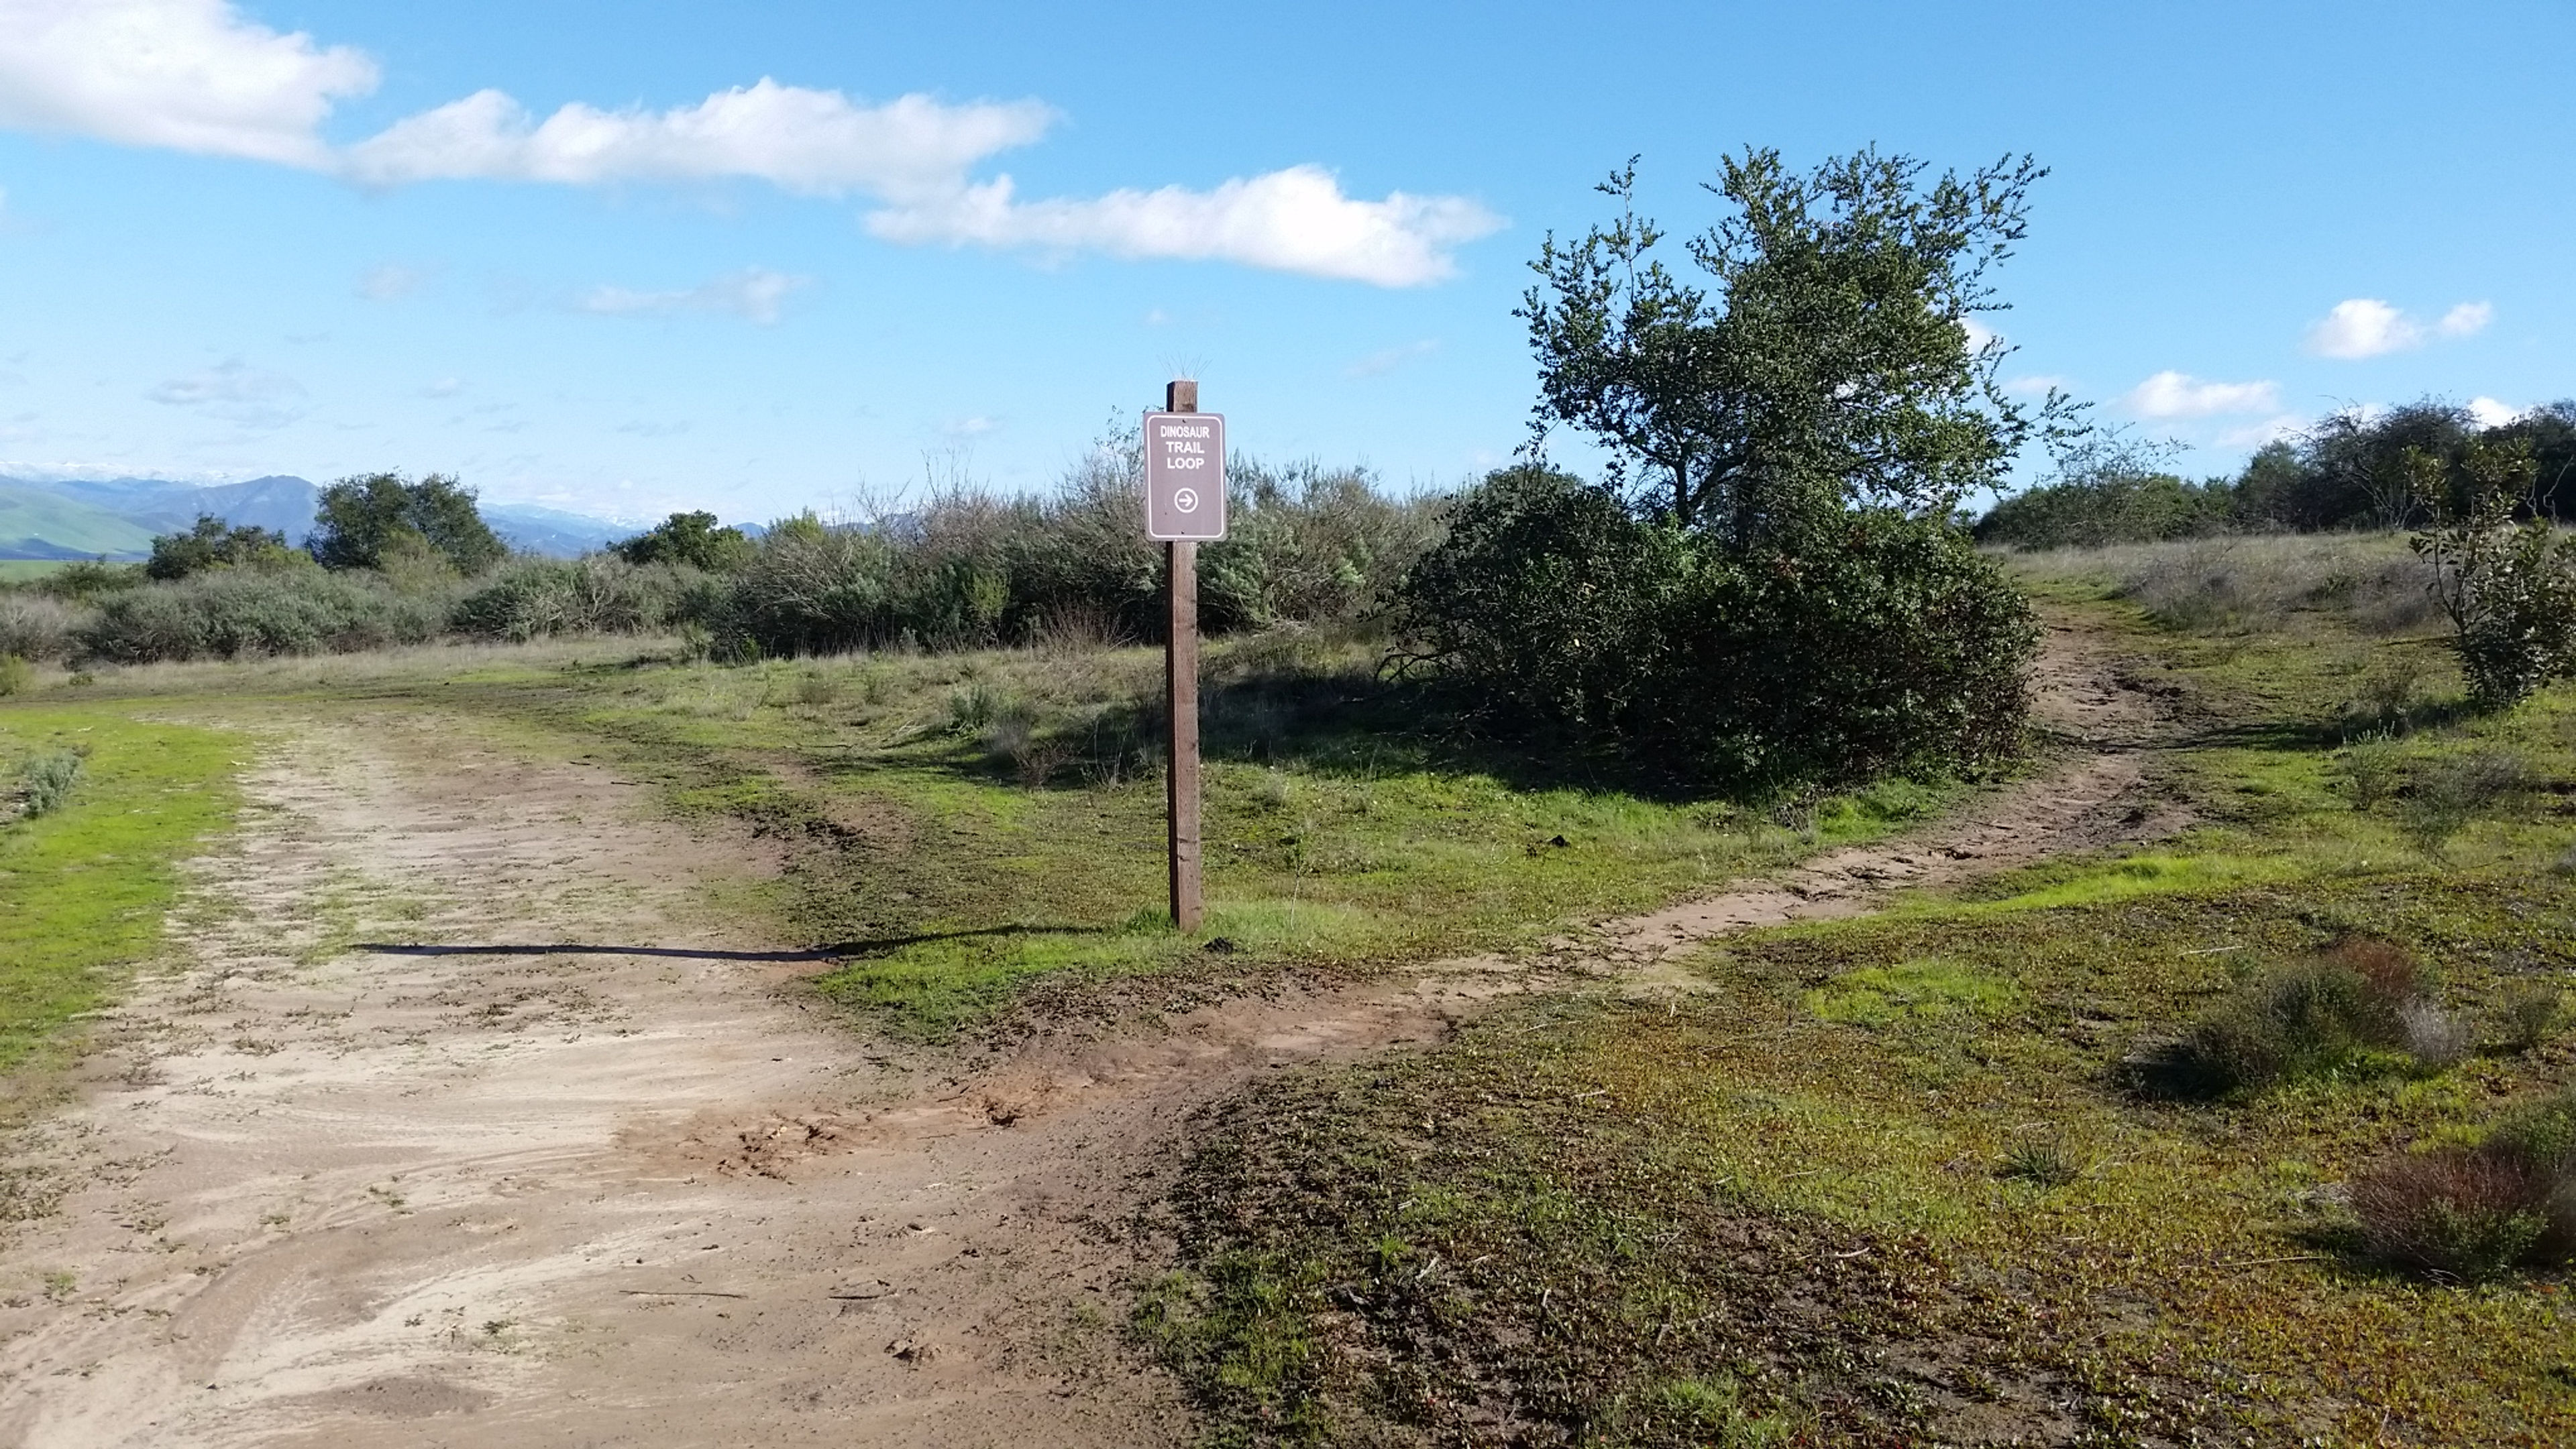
<box><xmin>0</xmin><ymin>611</ymin><xmax>2176</xmax><ymax>1447</ymax></box>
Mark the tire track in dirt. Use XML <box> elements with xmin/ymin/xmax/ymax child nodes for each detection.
<box><xmin>0</xmin><ymin>610</ymin><xmax>2178</xmax><ymax>1447</ymax></box>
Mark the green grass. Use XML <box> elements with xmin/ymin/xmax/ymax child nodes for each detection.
<box><xmin>1136</xmin><ymin>545</ymin><xmax>2576</xmax><ymax>1446</ymax></box>
<box><xmin>241</xmin><ymin>638</ymin><xmax>1969</xmax><ymax>1040</ymax></box>
<box><xmin>0</xmin><ymin>560</ymin><xmax>79</xmax><ymax>583</ymax></box>
<box><xmin>0</xmin><ymin>706</ymin><xmax>243</xmax><ymax>1081</ymax></box>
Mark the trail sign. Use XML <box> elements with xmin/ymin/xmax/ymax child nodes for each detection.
<box><xmin>1144</xmin><ymin>409</ymin><xmax>1227</xmax><ymax>541</ymax></box>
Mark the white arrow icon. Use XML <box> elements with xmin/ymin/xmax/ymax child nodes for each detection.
<box><xmin>1172</xmin><ymin>486</ymin><xmax>1199</xmax><ymax>513</ymax></box>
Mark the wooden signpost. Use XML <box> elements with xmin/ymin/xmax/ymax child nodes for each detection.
<box><xmin>1144</xmin><ymin>380</ymin><xmax>1226</xmax><ymax>930</ymax></box>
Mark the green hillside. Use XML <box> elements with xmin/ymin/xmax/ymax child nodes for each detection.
<box><xmin>0</xmin><ymin>485</ymin><xmax>157</xmax><ymax>559</ymax></box>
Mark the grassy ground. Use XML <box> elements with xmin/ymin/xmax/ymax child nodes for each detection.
<box><xmin>9</xmin><ymin>631</ymin><xmax>1962</xmax><ymax>1042</ymax></box>
<box><xmin>0</xmin><ymin>705</ymin><xmax>243</xmax><ymax>1091</ymax></box>
<box><xmin>390</xmin><ymin>634</ymin><xmax>1960</xmax><ymax>1038</ymax></box>
<box><xmin>0</xmin><ymin>561</ymin><xmax>77</xmax><ymax>584</ymax></box>
<box><xmin>1137</xmin><ymin>535</ymin><xmax>2576</xmax><ymax>1446</ymax></box>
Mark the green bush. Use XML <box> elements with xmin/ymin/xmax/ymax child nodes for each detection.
<box><xmin>1395</xmin><ymin>470</ymin><xmax>2034</xmax><ymax>793</ymax></box>
<box><xmin>78</xmin><ymin>567</ymin><xmax>447</xmax><ymax>663</ymax></box>
<box><xmin>2349</xmin><ymin>1087</ymin><xmax>2576</xmax><ymax>1281</ymax></box>
<box><xmin>2399</xmin><ymin>748</ymin><xmax>2530</xmax><ymax>853</ymax></box>
<box><xmin>708</xmin><ymin>447</ymin><xmax>1442</xmax><ymax>661</ymax></box>
<box><xmin>449</xmin><ymin>555</ymin><xmax>702</xmax><ymax>641</ymax></box>
<box><xmin>2347</xmin><ymin>1148</ymin><xmax>2563</xmax><ymax>1281</ymax></box>
<box><xmin>0</xmin><ymin>653</ymin><xmax>31</xmax><ymax>697</ymax></box>
<box><xmin>2131</xmin><ymin>939</ymin><xmax>2423</xmax><ymax>1097</ymax></box>
<box><xmin>15</xmin><ymin>749</ymin><xmax>84</xmax><ymax>818</ymax></box>
<box><xmin>1976</xmin><ymin>470</ymin><xmax>2235</xmax><ymax>549</ymax></box>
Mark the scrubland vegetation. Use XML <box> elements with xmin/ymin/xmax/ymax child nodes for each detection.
<box><xmin>7</xmin><ymin>142</ymin><xmax>2574</xmax><ymax>1444</ymax></box>
<box><xmin>1136</xmin><ymin>529</ymin><xmax>2576</xmax><ymax>1445</ymax></box>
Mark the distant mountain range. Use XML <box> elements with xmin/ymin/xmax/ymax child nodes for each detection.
<box><xmin>0</xmin><ymin>474</ymin><xmax>635</xmax><ymax>561</ymax></box>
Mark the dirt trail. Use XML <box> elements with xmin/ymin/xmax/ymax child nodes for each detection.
<box><xmin>0</xmin><ymin>612</ymin><xmax>2175</xmax><ymax>1447</ymax></box>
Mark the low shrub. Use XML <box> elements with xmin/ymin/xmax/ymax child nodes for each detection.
<box><xmin>78</xmin><ymin>566</ymin><xmax>448</xmax><ymax>663</ymax></box>
<box><xmin>0</xmin><ymin>653</ymin><xmax>30</xmax><ymax>698</ymax></box>
<box><xmin>706</xmin><ymin>443</ymin><xmax>1443</xmax><ymax>661</ymax></box>
<box><xmin>2399</xmin><ymin>748</ymin><xmax>2530</xmax><ymax>853</ymax></box>
<box><xmin>0</xmin><ymin>592</ymin><xmax>87</xmax><ymax>663</ymax></box>
<box><xmin>2332</xmin><ymin>732</ymin><xmax>2402</xmax><ymax>809</ymax></box>
<box><xmin>2496</xmin><ymin>982</ymin><xmax>2569</xmax><ymax>1053</ymax></box>
<box><xmin>2487</xmin><ymin>1087</ymin><xmax>2576</xmax><ymax>1177</ymax></box>
<box><xmin>2130</xmin><ymin>938</ymin><xmax>2426</xmax><ymax>1097</ymax></box>
<box><xmin>449</xmin><ymin>555</ymin><xmax>704</xmax><ymax>641</ymax></box>
<box><xmin>2347</xmin><ymin>1148</ymin><xmax>2565</xmax><ymax>1281</ymax></box>
<box><xmin>15</xmin><ymin>749</ymin><xmax>85</xmax><ymax>818</ymax></box>
<box><xmin>2349</xmin><ymin>1087</ymin><xmax>2576</xmax><ymax>1281</ymax></box>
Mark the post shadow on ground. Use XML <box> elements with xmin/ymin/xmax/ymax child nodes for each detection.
<box><xmin>352</xmin><ymin>922</ymin><xmax>1105</xmax><ymax>964</ymax></box>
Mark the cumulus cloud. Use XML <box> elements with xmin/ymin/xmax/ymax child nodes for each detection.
<box><xmin>341</xmin><ymin>80</ymin><xmax>1055</xmax><ymax>197</ymax></box>
<box><xmin>147</xmin><ymin>357</ymin><xmax>305</xmax><ymax>428</ymax></box>
<box><xmin>2121</xmin><ymin>370</ymin><xmax>2281</xmax><ymax>419</ymax></box>
<box><xmin>576</xmin><ymin>266</ymin><xmax>810</xmax><ymax>325</ymax></box>
<box><xmin>2304</xmin><ymin>297</ymin><xmax>2493</xmax><ymax>359</ymax></box>
<box><xmin>2468</xmin><ymin>396</ymin><xmax>2521</xmax><ymax>428</ymax></box>
<box><xmin>0</xmin><ymin>0</ymin><xmax>376</xmax><ymax>166</ymax></box>
<box><xmin>0</xmin><ymin>3</ymin><xmax>1499</xmax><ymax>285</ymax></box>
<box><xmin>2438</xmin><ymin>302</ymin><xmax>2493</xmax><ymax>338</ymax></box>
<box><xmin>868</xmin><ymin>166</ymin><xmax>1504</xmax><ymax>287</ymax></box>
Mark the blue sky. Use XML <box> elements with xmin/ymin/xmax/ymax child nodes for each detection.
<box><xmin>0</xmin><ymin>0</ymin><xmax>2567</xmax><ymax>525</ymax></box>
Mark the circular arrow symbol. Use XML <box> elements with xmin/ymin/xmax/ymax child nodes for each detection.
<box><xmin>1173</xmin><ymin>486</ymin><xmax>1200</xmax><ymax>513</ymax></box>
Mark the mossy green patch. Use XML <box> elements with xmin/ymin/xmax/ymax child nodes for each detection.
<box><xmin>0</xmin><ymin>705</ymin><xmax>242</xmax><ymax>1077</ymax></box>
<box><xmin>1804</xmin><ymin>956</ymin><xmax>2019</xmax><ymax>1026</ymax></box>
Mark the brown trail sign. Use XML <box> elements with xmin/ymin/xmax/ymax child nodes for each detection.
<box><xmin>1147</xmin><ymin>381</ymin><xmax>1226</xmax><ymax>929</ymax></box>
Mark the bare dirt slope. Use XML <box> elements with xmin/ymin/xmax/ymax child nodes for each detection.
<box><xmin>0</xmin><ymin>612</ymin><xmax>2174</xmax><ymax>1447</ymax></box>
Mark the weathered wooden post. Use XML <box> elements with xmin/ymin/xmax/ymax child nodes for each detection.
<box><xmin>1144</xmin><ymin>380</ymin><xmax>1226</xmax><ymax>930</ymax></box>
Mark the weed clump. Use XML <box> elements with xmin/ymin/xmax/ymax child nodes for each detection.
<box><xmin>2331</xmin><ymin>731</ymin><xmax>2402</xmax><ymax>810</ymax></box>
<box><xmin>0</xmin><ymin>653</ymin><xmax>30</xmax><ymax>698</ymax></box>
<box><xmin>2128</xmin><ymin>938</ymin><xmax>2445</xmax><ymax>1097</ymax></box>
<box><xmin>2496</xmin><ymin>981</ymin><xmax>2569</xmax><ymax>1053</ymax></box>
<box><xmin>2398</xmin><ymin>748</ymin><xmax>2529</xmax><ymax>854</ymax></box>
<box><xmin>14</xmin><ymin>749</ymin><xmax>85</xmax><ymax>818</ymax></box>
<box><xmin>1994</xmin><ymin>1136</ymin><xmax>2084</xmax><ymax>1187</ymax></box>
<box><xmin>2349</xmin><ymin>1087</ymin><xmax>2576</xmax><ymax>1281</ymax></box>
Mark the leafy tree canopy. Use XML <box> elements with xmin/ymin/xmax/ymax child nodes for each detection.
<box><xmin>308</xmin><ymin>472</ymin><xmax>506</xmax><ymax>575</ymax></box>
<box><xmin>146</xmin><ymin>514</ymin><xmax>300</xmax><ymax>580</ymax></box>
<box><xmin>611</xmin><ymin>511</ymin><xmax>755</xmax><ymax>572</ymax></box>
<box><xmin>1521</xmin><ymin>147</ymin><xmax>2075</xmax><ymax>547</ymax></box>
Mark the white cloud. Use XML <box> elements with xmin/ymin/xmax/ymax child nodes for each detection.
<box><xmin>0</xmin><ymin>7</ymin><xmax>1499</xmax><ymax>286</ymax></box>
<box><xmin>2439</xmin><ymin>301</ymin><xmax>2493</xmax><ymax>338</ymax></box>
<box><xmin>2002</xmin><ymin>373</ymin><xmax>2068</xmax><ymax>396</ymax></box>
<box><xmin>2216</xmin><ymin>413</ymin><xmax>2307</xmax><ymax>448</ymax></box>
<box><xmin>146</xmin><ymin>357</ymin><xmax>305</xmax><ymax>427</ymax></box>
<box><xmin>341</xmin><ymin>80</ymin><xmax>1053</xmax><ymax>197</ymax></box>
<box><xmin>867</xmin><ymin>166</ymin><xmax>1506</xmax><ymax>288</ymax></box>
<box><xmin>0</xmin><ymin>0</ymin><xmax>376</xmax><ymax>167</ymax></box>
<box><xmin>2121</xmin><ymin>370</ymin><xmax>2282</xmax><ymax>419</ymax></box>
<box><xmin>576</xmin><ymin>267</ymin><xmax>810</xmax><ymax>325</ymax></box>
<box><xmin>420</xmin><ymin>376</ymin><xmax>461</xmax><ymax>398</ymax></box>
<box><xmin>1962</xmin><ymin>317</ymin><xmax>2002</xmax><ymax>353</ymax></box>
<box><xmin>1347</xmin><ymin>339</ymin><xmax>1439</xmax><ymax>377</ymax></box>
<box><xmin>358</xmin><ymin>262</ymin><xmax>429</xmax><ymax>300</ymax></box>
<box><xmin>2304</xmin><ymin>297</ymin><xmax>2494</xmax><ymax>359</ymax></box>
<box><xmin>2468</xmin><ymin>396</ymin><xmax>2521</xmax><ymax>428</ymax></box>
